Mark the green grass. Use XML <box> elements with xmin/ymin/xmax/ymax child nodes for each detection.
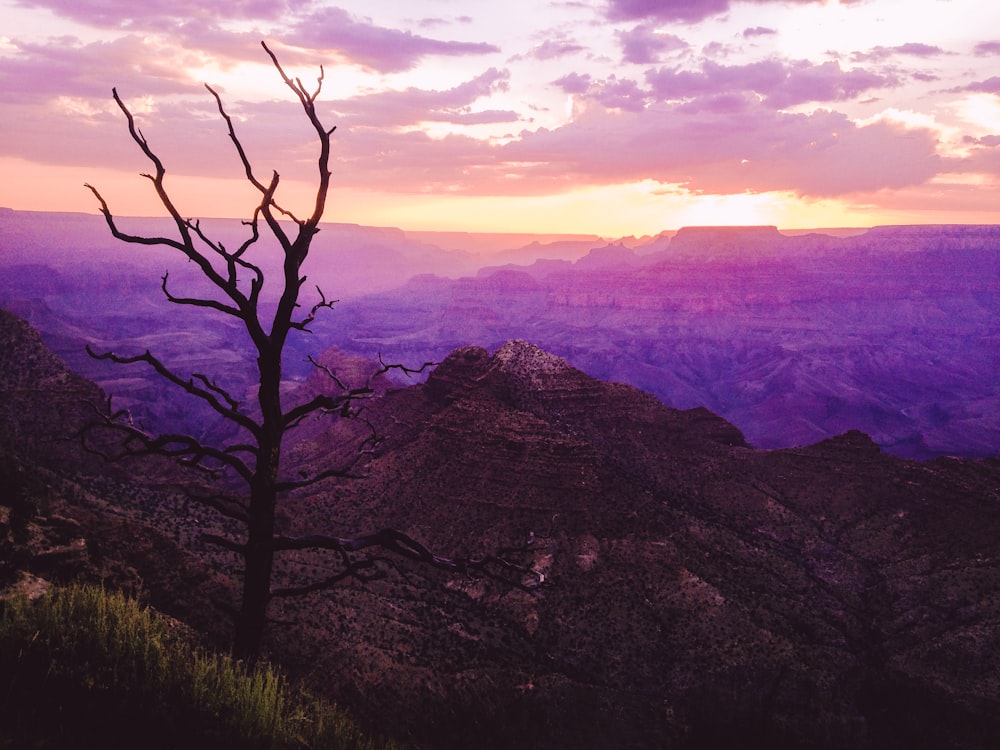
<box><xmin>0</xmin><ymin>584</ymin><xmax>401</xmax><ymax>749</ymax></box>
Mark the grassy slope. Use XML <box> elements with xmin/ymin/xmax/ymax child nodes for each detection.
<box><xmin>0</xmin><ymin>585</ymin><xmax>402</xmax><ymax>750</ymax></box>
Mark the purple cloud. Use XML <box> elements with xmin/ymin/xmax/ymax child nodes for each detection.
<box><xmin>618</xmin><ymin>24</ymin><xmax>688</xmax><ymax>64</ymax></box>
<box><xmin>605</xmin><ymin>0</ymin><xmax>731</xmax><ymax>24</ymax></box>
<box><xmin>498</xmin><ymin>100</ymin><xmax>940</xmax><ymax>197</ymax></box>
<box><xmin>958</xmin><ymin>137</ymin><xmax>1000</xmax><ymax>179</ymax></box>
<box><xmin>12</xmin><ymin>0</ymin><xmax>290</xmax><ymax>27</ymax></box>
<box><xmin>743</xmin><ymin>27</ymin><xmax>777</xmax><ymax>38</ymax></box>
<box><xmin>530</xmin><ymin>39</ymin><xmax>588</xmax><ymax>60</ymax></box>
<box><xmin>964</xmin><ymin>77</ymin><xmax>1000</xmax><ymax>94</ymax></box>
<box><xmin>605</xmin><ymin>0</ymin><xmax>864</xmax><ymax>25</ymax></box>
<box><xmin>973</xmin><ymin>41</ymin><xmax>1000</xmax><ymax>55</ymax></box>
<box><xmin>852</xmin><ymin>43</ymin><xmax>947</xmax><ymax>62</ymax></box>
<box><xmin>328</xmin><ymin>68</ymin><xmax>515</xmax><ymax>127</ymax></box>
<box><xmin>553</xmin><ymin>72</ymin><xmax>593</xmax><ymax>95</ymax></box>
<box><xmin>416</xmin><ymin>16</ymin><xmax>474</xmax><ymax>29</ymax></box>
<box><xmin>591</xmin><ymin>76</ymin><xmax>650</xmax><ymax>111</ymax></box>
<box><xmin>645</xmin><ymin>59</ymin><xmax>896</xmax><ymax>108</ymax></box>
<box><xmin>553</xmin><ymin>73</ymin><xmax>649</xmax><ymax>111</ymax></box>
<box><xmin>964</xmin><ymin>134</ymin><xmax>1000</xmax><ymax>147</ymax></box>
<box><xmin>287</xmin><ymin>7</ymin><xmax>499</xmax><ymax>73</ymax></box>
<box><xmin>0</xmin><ymin>35</ymin><xmax>201</xmax><ymax>104</ymax></box>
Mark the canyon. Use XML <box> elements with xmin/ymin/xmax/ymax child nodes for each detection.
<box><xmin>2</xmin><ymin>211</ymin><xmax>996</xmax><ymax>459</ymax></box>
<box><xmin>2</xmin><ymin>211</ymin><xmax>1000</xmax><ymax>747</ymax></box>
<box><xmin>2</xmin><ymin>304</ymin><xmax>1000</xmax><ymax>748</ymax></box>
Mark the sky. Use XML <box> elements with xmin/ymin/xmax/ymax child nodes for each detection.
<box><xmin>2</xmin><ymin>0</ymin><xmax>1000</xmax><ymax>236</ymax></box>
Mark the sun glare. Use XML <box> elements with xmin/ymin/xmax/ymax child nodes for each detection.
<box><xmin>955</xmin><ymin>94</ymin><xmax>1000</xmax><ymax>136</ymax></box>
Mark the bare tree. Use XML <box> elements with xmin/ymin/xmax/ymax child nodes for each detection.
<box><xmin>83</xmin><ymin>42</ymin><xmax>537</xmax><ymax>663</ymax></box>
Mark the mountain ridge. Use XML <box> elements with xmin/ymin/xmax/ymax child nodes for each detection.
<box><xmin>272</xmin><ymin>339</ymin><xmax>1000</xmax><ymax>749</ymax></box>
<box><xmin>3</xmin><ymin>309</ymin><xmax>1000</xmax><ymax>748</ymax></box>
<box><xmin>2</xmin><ymin>211</ymin><xmax>997</xmax><ymax>459</ymax></box>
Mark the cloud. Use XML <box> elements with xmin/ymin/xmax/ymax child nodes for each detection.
<box><xmin>529</xmin><ymin>38</ymin><xmax>588</xmax><ymax>60</ymax></box>
<box><xmin>604</xmin><ymin>0</ymin><xmax>864</xmax><ymax>25</ymax></box>
<box><xmin>9</xmin><ymin>0</ymin><xmax>380</xmax><ymax>68</ymax></box>
<box><xmin>645</xmin><ymin>59</ymin><xmax>897</xmax><ymax>109</ymax></box>
<box><xmin>0</xmin><ymin>57</ymin><xmax>944</xmax><ymax>207</ymax></box>
<box><xmin>851</xmin><ymin>42</ymin><xmax>948</xmax><ymax>62</ymax></box>
<box><xmin>605</xmin><ymin>0</ymin><xmax>731</xmax><ymax>24</ymax></box>
<box><xmin>498</xmin><ymin>99</ymin><xmax>941</xmax><ymax>197</ymax></box>
<box><xmin>963</xmin><ymin>77</ymin><xmax>1000</xmax><ymax>94</ymax></box>
<box><xmin>553</xmin><ymin>72</ymin><xmax>649</xmax><ymax>111</ymax></box>
<box><xmin>590</xmin><ymin>76</ymin><xmax>650</xmax><ymax>111</ymax></box>
<box><xmin>973</xmin><ymin>40</ymin><xmax>1000</xmax><ymax>55</ymax></box>
<box><xmin>743</xmin><ymin>27</ymin><xmax>777</xmax><ymax>38</ymax></box>
<box><xmin>618</xmin><ymin>24</ymin><xmax>688</xmax><ymax>64</ymax></box>
<box><xmin>0</xmin><ymin>35</ymin><xmax>203</xmax><ymax>104</ymax></box>
<box><xmin>287</xmin><ymin>6</ymin><xmax>499</xmax><ymax>73</ymax></box>
<box><xmin>552</xmin><ymin>72</ymin><xmax>592</xmax><ymax>95</ymax></box>
<box><xmin>416</xmin><ymin>15</ymin><xmax>474</xmax><ymax>29</ymax></box>
<box><xmin>327</xmin><ymin>68</ymin><xmax>516</xmax><ymax>127</ymax></box>
<box><xmin>957</xmin><ymin>139</ymin><xmax>1000</xmax><ymax>177</ymax></box>
<box><xmin>293</xmin><ymin>94</ymin><xmax>942</xmax><ymax>201</ymax></box>
<box><xmin>12</xmin><ymin>0</ymin><xmax>291</xmax><ymax>28</ymax></box>
<box><xmin>966</xmin><ymin>134</ymin><xmax>1000</xmax><ymax>147</ymax></box>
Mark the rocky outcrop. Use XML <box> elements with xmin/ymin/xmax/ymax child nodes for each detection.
<box><xmin>2</xmin><ymin>303</ymin><xmax>998</xmax><ymax>749</ymax></box>
<box><xmin>305</xmin><ymin>225</ymin><xmax>1000</xmax><ymax>460</ymax></box>
<box><xmin>0</xmin><ymin>309</ymin><xmax>106</xmax><ymax>470</ymax></box>
<box><xmin>274</xmin><ymin>340</ymin><xmax>1000</xmax><ymax>750</ymax></box>
<box><xmin>0</xmin><ymin>309</ymin><xmax>237</xmax><ymax>644</ymax></box>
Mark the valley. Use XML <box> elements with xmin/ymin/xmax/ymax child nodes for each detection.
<box><xmin>2</xmin><ymin>211</ymin><xmax>1000</xmax><ymax>748</ymax></box>
<box><xmin>1</xmin><ymin>212</ymin><xmax>997</xmax><ymax>459</ymax></box>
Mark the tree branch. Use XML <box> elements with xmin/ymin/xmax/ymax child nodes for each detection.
<box><xmin>87</xmin><ymin>91</ymin><xmax>262</xmax><ymax>327</ymax></box>
<box><xmin>86</xmin><ymin>344</ymin><xmax>259</xmax><ymax>438</ymax></box>
<box><xmin>187</xmin><ymin>491</ymin><xmax>249</xmax><ymax>524</ymax></box>
<box><xmin>290</xmin><ymin>286</ymin><xmax>337</xmax><ymax>332</ymax></box>
<box><xmin>202</xmin><ymin>533</ymin><xmax>247</xmax><ymax>554</ymax></box>
<box><xmin>161</xmin><ymin>271</ymin><xmax>244</xmax><ymax>318</ymax></box>
<box><xmin>79</xmin><ymin>400</ymin><xmax>253</xmax><ymax>481</ymax></box>
<box><xmin>272</xmin><ymin>529</ymin><xmax>545</xmax><ymax>590</ymax></box>
<box><xmin>260</xmin><ymin>40</ymin><xmax>334</xmax><ymax>231</ymax></box>
<box><xmin>85</xmin><ymin>183</ymin><xmax>185</xmax><ymax>252</ymax></box>
<box><xmin>270</xmin><ymin>557</ymin><xmax>383</xmax><ymax>598</ymax></box>
<box><xmin>204</xmin><ymin>83</ymin><xmax>299</xmax><ymax>248</ymax></box>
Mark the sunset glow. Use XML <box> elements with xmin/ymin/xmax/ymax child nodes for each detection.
<box><xmin>2</xmin><ymin>0</ymin><xmax>999</xmax><ymax>235</ymax></box>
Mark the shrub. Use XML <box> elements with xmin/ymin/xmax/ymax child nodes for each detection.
<box><xmin>0</xmin><ymin>584</ymin><xmax>400</xmax><ymax>749</ymax></box>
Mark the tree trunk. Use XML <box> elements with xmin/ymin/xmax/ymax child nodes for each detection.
<box><xmin>232</xmin><ymin>473</ymin><xmax>276</xmax><ymax>663</ymax></box>
<box><xmin>232</xmin><ymin>351</ymin><xmax>283</xmax><ymax>663</ymax></box>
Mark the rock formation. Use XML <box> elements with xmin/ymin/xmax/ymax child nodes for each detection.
<box><xmin>272</xmin><ymin>340</ymin><xmax>1000</xmax><ymax>750</ymax></box>
<box><xmin>2</xmin><ymin>307</ymin><xmax>999</xmax><ymax>749</ymax></box>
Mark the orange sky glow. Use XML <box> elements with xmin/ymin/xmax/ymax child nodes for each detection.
<box><xmin>2</xmin><ymin>0</ymin><xmax>1000</xmax><ymax>236</ymax></box>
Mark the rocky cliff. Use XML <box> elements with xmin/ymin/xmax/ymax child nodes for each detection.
<box><xmin>2</xmin><ymin>311</ymin><xmax>999</xmax><ymax>749</ymax></box>
<box><xmin>0</xmin><ymin>309</ymin><xmax>235</xmax><ymax>641</ymax></box>
<box><xmin>271</xmin><ymin>340</ymin><xmax>1000</xmax><ymax>750</ymax></box>
<box><xmin>313</xmin><ymin>224</ymin><xmax>1000</xmax><ymax>460</ymax></box>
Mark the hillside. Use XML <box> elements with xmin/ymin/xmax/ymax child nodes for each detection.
<box><xmin>1</xmin><ymin>313</ymin><xmax>999</xmax><ymax>746</ymax></box>
<box><xmin>316</xmin><ymin>224</ymin><xmax>1000</xmax><ymax>459</ymax></box>
<box><xmin>261</xmin><ymin>340</ymin><xmax>1000</xmax><ymax>749</ymax></box>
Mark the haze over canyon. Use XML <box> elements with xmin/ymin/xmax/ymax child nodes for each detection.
<box><xmin>1</xmin><ymin>209</ymin><xmax>997</xmax><ymax>461</ymax></box>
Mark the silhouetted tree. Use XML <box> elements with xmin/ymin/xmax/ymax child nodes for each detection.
<box><xmin>83</xmin><ymin>42</ymin><xmax>536</xmax><ymax>662</ymax></box>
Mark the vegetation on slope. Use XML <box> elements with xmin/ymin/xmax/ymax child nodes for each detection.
<box><xmin>0</xmin><ymin>585</ymin><xmax>400</xmax><ymax>750</ymax></box>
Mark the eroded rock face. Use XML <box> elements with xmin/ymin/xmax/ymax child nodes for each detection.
<box><xmin>3</xmin><ymin>310</ymin><xmax>998</xmax><ymax>750</ymax></box>
<box><xmin>275</xmin><ymin>340</ymin><xmax>1000</xmax><ymax>750</ymax></box>
<box><xmin>0</xmin><ymin>309</ymin><xmax>106</xmax><ymax>471</ymax></box>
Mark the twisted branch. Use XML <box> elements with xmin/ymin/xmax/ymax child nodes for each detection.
<box><xmin>87</xmin><ymin>345</ymin><xmax>259</xmax><ymax>438</ymax></box>
<box><xmin>79</xmin><ymin>399</ymin><xmax>253</xmax><ymax>481</ymax></box>
<box><xmin>272</xmin><ymin>529</ymin><xmax>544</xmax><ymax>590</ymax></box>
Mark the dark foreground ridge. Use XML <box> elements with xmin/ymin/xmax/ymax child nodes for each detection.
<box><xmin>3</xmin><ymin>312</ymin><xmax>1000</xmax><ymax>749</ymax></box>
